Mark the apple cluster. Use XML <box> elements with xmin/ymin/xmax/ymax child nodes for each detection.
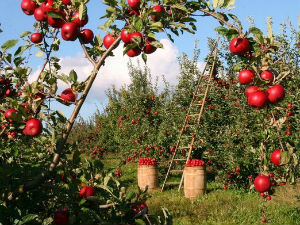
<box><xmin>138</xmin><ymin>157</ymin><xmax>157</xmax><ymax>166</ymax></box>
<box><xmin>21</xmin><ymin>0</ymin><xmax>94</xmax><ymax>44</ymax></box>
<box><xmin>132</xmin><ymin>203</ymin><xmax>147</xmax><ymax>215</ymax></box>
<box><xmin>102</xmin><ymin>0</ymin><xmax>164</xmax><ymax>57</ymax></box>
<box><xmin>1</xmin><ymin>77</ymin><xmax>45</xmax><ymax>138</ymax></box>
<box><xmin>185</xmin><ymin>159</ymin><xmax>205</xmax><ymax>167</ymax></box>
<box><xmin>229</xmin><ymin>37</ymin><xmax>285</xmax><ymax>109</ymax></box>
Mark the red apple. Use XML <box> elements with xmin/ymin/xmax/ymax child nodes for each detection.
<box><xmin>270</xmin><ymin>149</ymin><xmax>281</xmax><ymax>166</ymax></box>
<box><xmin>261</xmin><ymin>217</ymin><xmax>267</xmax><ymax>223</ymax></box>
<box><xmin>144</xmin><ymin>37</ymin><xmax>157</xmax><ymax>54</ymax></box>
<box><xmin>151</xmin><ymin>5</ymin><xmax>165</xmax><ymax>21</ymax></box>
<box><xmin>53</xmin><ymin>210</ymin><xmax>69</xmax><ymax>225</ymax></box>
<box><xmin>266</xmin><ymin>84</ymin><xmax>284</xmax><ymax>103</ymax></box>
<box><xmin>238</xmin><ymin>69</ymin><xmax>255</xmax><ymax>84</ymax></box>
<box><xmin>4</xmin><ymin>109</ymin><xmax>17</xmax><ymax>122</ymax></box>
<box><xmin>23</xmin><ymin>118</ymin><xmax>43</xmax><ymax>137</ymax></box>
<box><xmin>4</xmin><ymin>88</ymin><xmax>14</xmax><ymax>97</ymax></box>
<box><xmin>121</xmin><ymin>29</ymin><xmax>131</xmax><ymax>44</ymax></box>
<box><xmin>126</xmin><ymin>47</ymin><xmax>141</xmax><ymax>57</ymax></box>
<box><xmin>61</xmin><ymin>22</ymin><xmax>79</xmax><ymax>41</ymax></box>
<box><xmin>48</xmin><ymin>10</ymin><xmax>65</xmax><ymax>28</ymax></box>
<box><xmin>229</xmin><ymin>37</ymin><xmax>249</xmax><ymax>55</ymax></box>
<box><xmin>34</xmin><ymin>7</ymin><xmax>48</xmax><ymax>21</ymax></box>
<box><xmin>129</xmin><ymin>32</ymin><xmax>143</xmax><ymax>45</ymax></box>
<box><xmin>62</xmin><ymin>0</ymin><xmax>71</xmax><ymax>5</ymax></box>
<box><xmin>80</xmin><ymin>29</ymin><xmax>94</xmax><ymax>44</ymax></box>
<box><xmin>21</xmin><ymin>0</ymin><xmax>37</xmax><ymax>15</ymax></box>
<box><xmin>245</xmin><ymin>85</ymin><xmax>259</xmax><ymax>98</ymax></box>
<box><xmin>248</xmin><ymin>91</ymin><xmax>268</xmax><ymax>108</ymax></box>
<box><xmin>128</xmin><ymin>9</ymin><xmax>140</xmax><ymax>16</ymax></box>
<box><xmin>79</xmin><ymin>186</ymin><xmax>96</xmax><ymax>198</ymax></box>
<box><xmin>103</xmin><ymin>34</ymin><xmax>116</xmax><ymax>49</ymax></box>
<box><xmin>30</xmin><ymin>33</ymin><xmax>43</xmax><ymax>44</ymax></box>
<box><xmin>41</xmin><ymin>0</ymin><xmax>54</xmax><ymax>12</ymax></box>
<box><xmin>128</xmin><ymin>0</ymin><xmax>140</xmax><ymax>10</ymax></box>
<box><xmin>72</xmin><ymin>11</ymin><xmax>88</xmax><ymax>27</ymax></box>
<box><xmin>60</xmin><ymin>88</ymin><xmax>76</xmax><ymax>102</ymax></box>
<box><xmin>254</xmin><ymin>175</ymin><xmax>271</xmax><ymax>192</ymax></box>
<box><xmin>260</xmin><ymin>70</ymin><xmax>274</xmax><ymax>84</ymax></box>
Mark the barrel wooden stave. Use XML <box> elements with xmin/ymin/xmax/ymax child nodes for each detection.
<box><xmin>184</xmin><ymin>166</ymin><xmax>206</xmax><ymax>199</ymax></box>
<box><xmin>137</xmin><ymin>165</ymin><xmax>159</xmax><ymax>191</ymax></box>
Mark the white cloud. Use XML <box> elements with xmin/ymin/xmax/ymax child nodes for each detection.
<box><xmin>29</xmin><ymin>39</ymin><xmax>181</xmax><ymax>103</ymax></box>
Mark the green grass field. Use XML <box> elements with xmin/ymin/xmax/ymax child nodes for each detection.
<box><xmin>102</xmin><ymin>156</ymin><xmax>300</xmax><ymax>225</ymax></box>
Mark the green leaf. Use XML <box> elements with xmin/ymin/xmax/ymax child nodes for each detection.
<box><xmin>14</xmin><ymin>45</ymin><xmax>30</xmax><ymax>57</ymax></box>
<box><xmin>142</xmin><ymin>53</ymin><xmax>147</xmax><ymax>63</ymax></box>
<box><xmin>171</xmin><ymin>4</ymin><xmax>188</xmax><ymax>12</ymax></box>
<box><xmin>69</xmin><ymin>70</ymin><xmax>78</xmax><ymax>82</ymax></box>
<box><xmin>47</xmin><ymin>11</ymin><xmax>62</xmax><ymax>19</ymax></box>
<box><xmin>1</xmin><ymin>39</ymin><xmax>18</xmax><ymax>51</ymax></box>
<box><xmin>133</xmin><ymin>18</ymin><xmax>144</xmax><ymax>32</ymax></box>
<box><xmin>149</xmin><ymin>41</ymin><xmax>163</xmax><ymax>48</ymax></box>
<box><xmin>79</xmin><ymin>3</ymin><xmax>87</xmax><ymax>21</ymax></box>
<box><xmin>280</xmin><ymin>151</ymin><xmax>290</xmax><ymax>165</ymax></box>
<box><xmin>135</xmin><ymin>219</ymin><xmax>146</xmax><ymax>225</ymax></box>
<box><xmin>223</xmin><ymin>0</ymin><xmax>235</xmax><ymax>8</ymax></box>
<box><xmin>20</xmin><ymin>31</ymin><xmax>31</xmax><ymax>38</ymax></box>
<box><xmin>248</xmin><ymin>27</ymin><xmax>263</xmax><ymax>36</ymax></box>
<box><xmin>213</xmin><ymin>0</ymin><xmax>224</xmax><ymax>8</ymax></box>
<box><xmin>215</xmin><ymin>26</ymin><xmax>229</xmax><ymax>35</ymax></box>
<box><xmin>19</xmin><ymin>214</ymin><xmax>38</xmax><ymax>225</ymax></box>
<box><xmin>150</xmin><ymin>22</ymin><xmax>163</xmax><ymax>28</ymax></box>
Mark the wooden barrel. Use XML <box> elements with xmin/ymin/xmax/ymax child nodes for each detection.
<box><xmin>184</xmin><ymin>166</ymin><xmax>206</xmax><ymax>199</ymax></box>
<box><xmin>137</xmin><ymin>165</ymin><xmax>159</xmax><ymax>191</ymax></box>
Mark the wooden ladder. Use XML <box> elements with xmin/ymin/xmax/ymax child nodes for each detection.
<box><xmin>161</xmin><ymin>38</ymin><xmax>220</xmax><ymax>192</ymax></box>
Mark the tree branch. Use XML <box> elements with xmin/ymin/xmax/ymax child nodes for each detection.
<box><xmin>80</xmin><ymin>41</ymin><xmax>96</xmax><ymax>67</ymax></box>
<box><xmin>198</xmin><ymin>8</ymin><xmax>240</xmax><ymax>34</ymax></box>
<box><xmin>8</xmin><ymin>36</ymin><xmax>121</xmax><ymax>200</ymax></box>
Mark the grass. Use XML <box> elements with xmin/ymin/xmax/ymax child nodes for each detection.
<box><xmin>102</xmin><ymin>155</ymin><xmax>300</xmax><ymax>225</ymax></box>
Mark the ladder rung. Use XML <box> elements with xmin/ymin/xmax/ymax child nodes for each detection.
<box><xmin>166</xmin><ymin>182</ymin><xmax>180</xmax><ymax>185</ymax></box>
<box><xmin>173</xmin><ymin>159</ymin><xmax>186</xmax><ymax>161</ymax></box>
<box><xmin>170</xmin><ymin>170</ymin><xmax>183</xmax><ymax>173</ymax></box>
<box><xmin>193</xmin><ymin>103</ymin><xmax>203</xmax><ymax>106</ymax></box>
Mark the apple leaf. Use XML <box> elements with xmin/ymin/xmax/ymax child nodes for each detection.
<box><xmin>150</xmin><ymin>41</ymin><xmax>163</xmax><ymax>48</ymax></box>
<box><xmin>20</xmin><ymin>31</ymin><xmax>31</xmax><ymax>38</ymax></box>
<box><xmin>135</xmin><ymin>219</ymin><xmax>146</xmax><ymax>225</ymax></box>
<box><xmin>79</xmin><ymin>3</ymin><xmax>87</xmax><ymax>21</ymax></box>
<box><xmin>1</xmin><ymin>39</ymin><xmax>18</xmax><ymax>51</ymax></box>
<box><xmin>223</xmin><ymin>0</ymin><xmax>235</xmax><ymax>9</ymax></box>
<box><xmin>249</xmin><ymin>27</ymin><xmax>263</xmax><ymax>37</ymax></box>
<box><xmin>47</xmin><ymin>11</ymin><xmax>62</xmax><ymax>19</ymax></box>
<box><xmin>69</xmin><ymin>70</ymin><xmax>78</xmax><ymax>82</ymax></box>
<box><xmin>280</xmin><ymin>151</ymin><xmax>290</xmax><ymax>165</ymax></box>
<box><xmin>133</xmin><ymin>18</ymin><xmax>144</xmax><ymax>32</ymax></box>
<box><xmin>19</xmin><ymin>214</ymin><xmax>38</xmax><ymax>225</ymax></box>
<box><xmin>171</xmin><ymin>4</ymin><xmax>188</xmax><ymax>12</ymax></box>
<box><xmin>215</xmin><ymin>26</ymin><xmax>229</xmax><ymax>36</ymax></box>
<box><xmin>213</xmin><ymin>0</ymin><xmax>224</xmax><ymax>8</ymax></box>
<box><xmin>142</xmin><ymin>53</ymin><xmax>147</xmax><ymax>63</ymax></box>
<box><xmin>14</xmin><ymin>45</ymin><xmax>30</xmax><ymax>57</ymax></box>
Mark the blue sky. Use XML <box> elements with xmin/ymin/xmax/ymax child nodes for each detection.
<box><xmin>0</xmin><ymin>0</ymin><xmax>299</xmax><ymax>119</ymax></box>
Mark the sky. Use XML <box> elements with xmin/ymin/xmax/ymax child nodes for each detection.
<box><xmin>0</xmin><ymin>0</ymin><xmax>299</xmax><ymax>120</ymax></box>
